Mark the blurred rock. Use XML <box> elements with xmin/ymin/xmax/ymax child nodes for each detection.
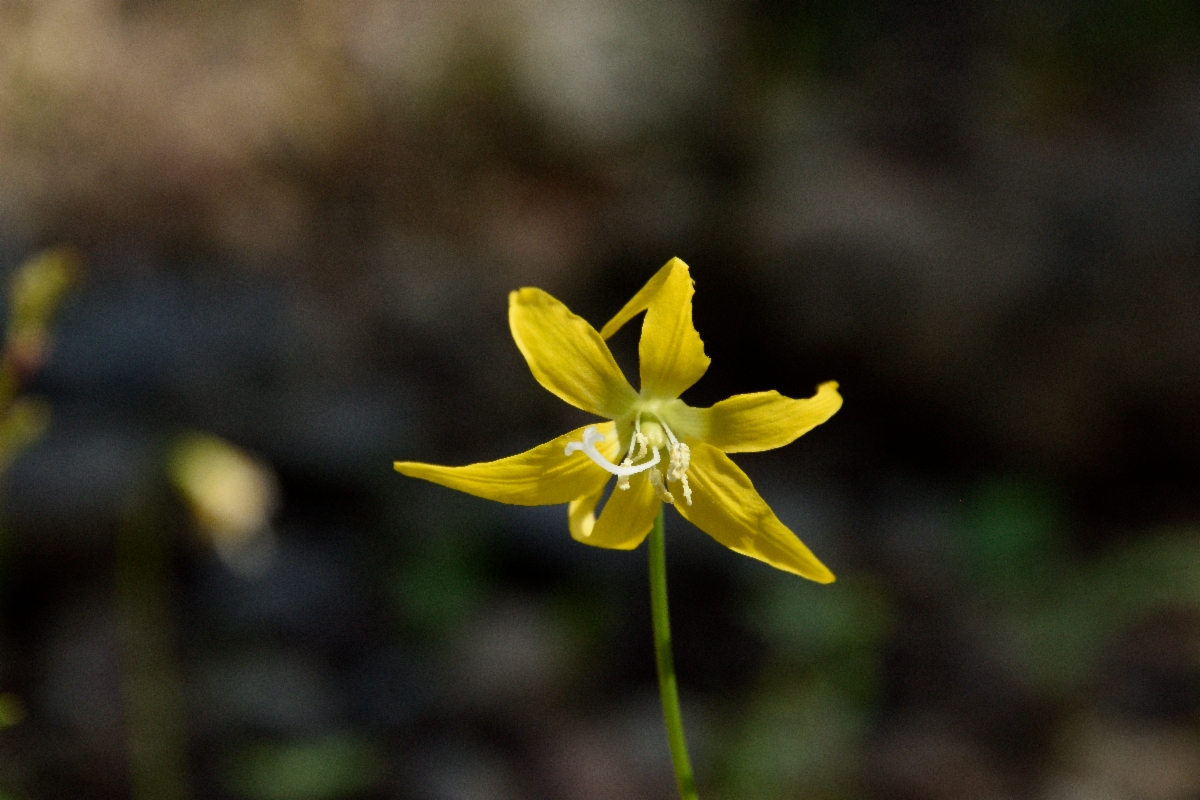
<box><xmin>402</xmin><ymin>742</ymin><xmax>523</xmax><ymax>800</ymax></box>
<box><xmin>869</xmin><ymin>712</ymin><xmax>1016</xmax><ymax>800</ymax></box>
<box><xmin>190</xmin><ymin>650</ymin><xmax>334</xmax><ymax>735</ymax></box>
<box><xmin>543</xmin><ymin>716</ymin><xmax>672</xmax><ymax>800</ymax></box>
<box><xmin>447</xmin><ymin>595</ymin><xmax>575</xmax><ymax>716</ymax></box>
<box><xmin>1053</xmin><ymin>715</ymin><xmax>1200</xmax><ymax>800</ymax></box>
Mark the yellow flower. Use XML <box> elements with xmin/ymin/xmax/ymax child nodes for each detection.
<box><xmin>394</xmin><ymin>258</ymin><xmax>842</xmax><ymax>582</ymax></box>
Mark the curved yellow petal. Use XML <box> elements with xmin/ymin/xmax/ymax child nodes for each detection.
<box><xmin>675</xmin><ymin>443</ymin><xmax>834</xmax><ymax>582</ymax></box>
<box><xmin>509</xmin><ymin>288</ymin><xmax>639</xmax><ymax>418</ymax></box>
<box><xmin>638</xmin><ymin>258</ymin><xmax>710</xmax><ymax>400</ymax></box>
<box><xmin>598</xmin><ymin>258</ymin><xmax>710</xmax><ymax>399</ymax></box>
<box><xmin>599</xmin><ymin>258</ymin><xmax>674</xmax><ymax>339</ymax></box>
<box><xmin>699</xmin><ymin>381</ymin><xmax>843</xmax><ymax>453</ymax></box>
<box><xmin>583</xmin><ymin>473</ymin><xmax>661</xmax><ymax>550</ymax></box>
<box><xmin>568</xmin><ymin>482</ymin><xmax>608</xmax><ymax>542</ymax></box>
<box><xmin>394</xmin><ymin>423</ymin><xmax>619</xmax><ymax>506</ymax></box>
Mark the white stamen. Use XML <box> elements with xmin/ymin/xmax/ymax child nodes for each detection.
<box><xmin>623</xmin><ymin>414</ymin><xmax>650</xmax><ymax>465</ymax></box>
<box><xmin>660</xmin><ymin>419</ymin><xmax>679</xmax><ymax>446</ymax></box>
<box><xmin>667</xmin><ymin>441</ymin><xmax>690</xmax><ymax>483</ymax></box>
<box><xmin>633</xmin><ymin>432</ymin><xmax>648</xmax><ymax>461</ymax></box>
<box><xmin>565</xmin><ymin>426</ymin><xmax>660</xmax><ymax>477</ymax></box>
<box><xmin>616</xmin><ymin>458</ymin><xmax>632</xmax><ymax>491</ymax></box>
<box><xmin>650</xmin><ymin>417</ymin><xmax>693</xmax><ymax>506</ymax></box>
<box><xmin>648</xmin><ymin>467</ymin><xmax>675</xmax><ymax>504</ymax></box>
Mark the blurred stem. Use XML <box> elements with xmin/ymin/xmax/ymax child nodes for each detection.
<box><xmin>0</xmin><ymin>364</ymin><xmax>17</xmax><ymax>414</ymax></box>
<box><xmin>649</xmin><ymin>508</ymin><xmax>699</xmax><ymax>800</ymax></box>
<box><xmin>115</xmin><ymin>473</ymin><xmax>190</xmax><ymax>800</ymax></box>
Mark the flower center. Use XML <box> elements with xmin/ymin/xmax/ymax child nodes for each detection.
<box><xmin>563</xmin><ymin>413</ymin><xmax>692</xmax><ymax>505</ymax></box>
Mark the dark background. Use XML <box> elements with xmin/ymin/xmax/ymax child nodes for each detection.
<box><xmin>2</xmin><ymin>1</ymin><xmax>1200</xmax><ymax>798</ymax></box>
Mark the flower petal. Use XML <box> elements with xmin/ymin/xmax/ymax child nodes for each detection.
<box><xmin>675</xmin><ymin>443</ymin><xmax>835</xmax><ymax>582</ymax></box>
<box><xmin>583</xmin><ymin>473</ymin><xmax>661</xmax><ymax>550</ymax></box>
<box><xmin>510</xmin><ymin>288</ymin><xmax>639</xmax><ymax>418</ymax></box>
<box><xmin>394</xmin><ymin>423</ymin><xmax>619</xmax><ymax>506</ymax></box>
<box><xmin>698</xmin><ymin>381</ymin><xmax>843</xmax><ymax>453</ymax></box>
<box><xmin>599</xmin><ymin>258</ymin><xmax>710</xmax><ymax>399</ymax></box>
<box><xmin>568</xmin><ymin>482</ymin><xmax>608</xmax><ymax>542</ymax></box>
<box><xmin>599</xmin><ymin>258</ymin><xmax>673</xmax><ymax>339</ymax></box>
<box><xmin>638</xmin><ymin>258</ymin><xmax>710</xmax><ymax>399</ymax></box>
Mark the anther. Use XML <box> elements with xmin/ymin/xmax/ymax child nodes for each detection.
<box><xmin>666</xmin><ymin>441</ymin><xmax>690</xmax><ymax>483</ymax></box>
<box><xmin>648</xmin><ymin>417</ymin><xmax>692</xmax><ymax>505</ymax></box>
<box><xmin>648</xmin><ymin>468</ymin><xmax>675</xmax><ymax>504</ymax></box>
<box><xmin>616</xmin><ymin>458</ymin><xmax>632</xmax><ymax>491</ymax></box>
<box><xmin>633</xmin><ymin>432</ymin><xmax>649</xmax><ymax>461</ymax></box>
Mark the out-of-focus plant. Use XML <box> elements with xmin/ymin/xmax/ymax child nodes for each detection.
<box><xmin>0</xmin><ymin>247</ymin><xmax>78</xmax><ymax>476</ymax></box>
<box><xmin>219</xmin><ymin>735</ymin><xmax>384</xmax><ymax>800</ymax></box>
<box><xmin>169</xmin><ymin>432</ymin><xmax>280</xmax><ymax>576</ymax></box>
<box><xmin>0</xmin><ymin>248</ymin><xmax>78</xmax><ymax>798</ymax></box>
<box><xmin>112</xmin><ymin>433</ymin><xmax>282</xmax><ymax>800</ymax></box>
<box><xmin>715</xmin><ymin>573</ymin><xmax>891</xmax><ymax>799</ymax></box>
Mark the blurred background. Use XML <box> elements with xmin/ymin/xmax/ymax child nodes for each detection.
<box><xmin>1</xmin><ymin>1</ymin><xmax>1200</xmax><ymax>798</ymax></box>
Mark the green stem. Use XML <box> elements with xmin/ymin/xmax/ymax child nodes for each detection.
<box><xmin>116</xmin><ymin>473</ymin><xmax>190</xmax><ymax>800</ymax></box>
<box><xmin>648</xmin><ymin>508</ymin><xmax>699</xmax><ymax>800</ymax></box>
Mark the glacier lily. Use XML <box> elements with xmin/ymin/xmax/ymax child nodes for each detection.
<box><xmin>396</xmin><ymin>257</ymin><xmax>841</xmax><ymax>799</ymax></box>
<box><xmin>394</xmin><ymin>257</ymin><xmax>841</xmax><ymax>582</ymax></box>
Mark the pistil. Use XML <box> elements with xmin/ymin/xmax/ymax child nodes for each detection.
<box><xmin>564</xmin><ymin>415</ymin><xmax>692</xmax><ymax>506</ymax></box>
<box><xmin>565</xmin><ymin>426</ymin><xmax>660</xmax><ymax>477</ymax></box>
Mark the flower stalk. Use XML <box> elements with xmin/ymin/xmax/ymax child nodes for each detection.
<box><xmin>648</xmin><ymin>508</ymin><xmax>698</xmax><ymax>800</ymax></box>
